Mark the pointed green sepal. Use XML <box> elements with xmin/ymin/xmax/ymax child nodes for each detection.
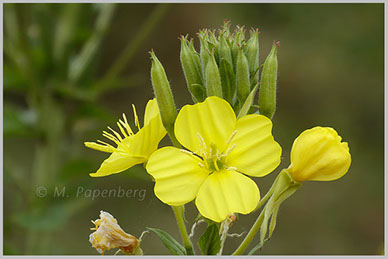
<box><xmin>237</xmin><ymin>83</ymin><xmax>258</xmax><ymax>119</ymax></box>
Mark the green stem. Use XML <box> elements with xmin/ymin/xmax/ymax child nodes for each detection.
<box><xmin>172</xmin><ymin>206</ymin><xmax>194</xmax><ymax>255</ymax></box>
<box><xmin>232</xmin><ymin>209</ymin><xmax>265</xmax><ymax>255</ymax></box>
<box><xmin>254</xmin><ymin>184</ymin><xmax>274</xmax><ymax>212</ymax></box>
<box><xmin>166</xmin><ymin>127</ymin><xmax>193</xmax><ymax>254</ymax></box>
<box><xmin>96</xmin><ymin>4</ymin><xmax>170</xmax><ymax>91</ymax></box>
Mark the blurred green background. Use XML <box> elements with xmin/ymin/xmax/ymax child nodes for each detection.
<box><xmin>3</xmin><ymin>3</ymin><xmax>384</xmax><ymax>255</ymax></box>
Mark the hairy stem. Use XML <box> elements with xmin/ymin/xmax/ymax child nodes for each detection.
<box><xmin>232</xmin><ymin>209</ymin><xmax>265</xmax><ymax>255</ymax></box>
<box><xmin>172</xmin><ymin>206</ymin><xmax>194</xmax><ymax>255</ymax></box>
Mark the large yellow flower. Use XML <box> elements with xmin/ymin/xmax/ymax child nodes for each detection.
<box><xmin>146</xmin><ymin>97</ymin><xmax>282</xmax><ymax>222</ymax></box>
<box><xmin>85</xmin><ymin>99</ymin><xmax>166</xmax><ymax>177</ymax></box>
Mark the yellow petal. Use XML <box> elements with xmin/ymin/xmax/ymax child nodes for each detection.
<box><xmin>128</xmin><ymin>113</ymin><xmax>167</xmax><ymax>159</ymax></box>
<box><xmin>175</xmin><ymin>96</ymin><xmax>236</xmax><ymax>154</ymax></box>
<box><xmin>90</xmin><ymin>151</ymin><xmax>145</xmax><ymax>177</ymax></box>
<box><xmin>144</xmin><ymin>98</ymin><xmax>159</xmax><ymax>126</ymax></box>
<box><xmin>290</xmin><ymin>127</ymin><xmax>351</xmax><ymax>182</ymax></box>
<box><xmin>195</xmin><ymin>170</ymin><xmax>260</xmax><ymax>222</ymax></box>
<box><xmin>146</xmin><ymin>147</ymin><xmax>210</xmax><ymax>206</ymax></box>
<box><xmin>225</xmin><ymin>114</ymin><xmax>282</xmax><ymax>177</ymax></box>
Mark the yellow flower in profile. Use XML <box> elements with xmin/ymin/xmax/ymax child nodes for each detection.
<box><xmin>89</xmin><ymin>211</ymin><xmax>140</xmax><ymax>255</ymax></box>
<box><xmin>288</xmin><ymin>126</ymin><xmax>351</xmax><ymax>182</ymax></box>
<box><xmin>146</xmin><ymin>97</ymin><xmax>282</xmax><ymax>222</ymax></box>
<box><xmin>85</xmin><ymin>99</ymin><xmax>166</xmax><ymax>177</ymax></box>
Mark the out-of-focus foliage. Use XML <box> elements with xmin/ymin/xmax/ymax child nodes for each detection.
<box><xmin>4</xmin><ymin>3</ymin><xmax>168</xmax><ymax>254</ymax></box>
<box><xmin>4</xmin><ymin>3</ymin><xmax>383</xmax><ymax>255</ymax></box>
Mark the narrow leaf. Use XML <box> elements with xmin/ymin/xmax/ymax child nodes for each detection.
<box><xmin>198</xmin><ymin>223</ymin><xmax>221</xmax><ymax>255</ymax></box>
<box><xmin>147</xmin><ymin>228</ymin><xmax>186</xmax><ymax>255</ymax></box>
<box><xmin>237</xmin><ymin>83</ymin><xmax>258</xmax><ymax>119</ymax></box>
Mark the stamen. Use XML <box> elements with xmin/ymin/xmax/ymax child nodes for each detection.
<box><xmin>116</xmin><ymin>122</ymin><xmax>128</xmax><ymax>138</ymax></box>
<box><xmin>198</xmin><ymin>162</ymin><xmax>204</xmax><ymax>168</ymax></box>
<box><xmin>226</xmin><ymin>130</ymin><xmax>238</xmax><ymax>145</ymax></box>
<box><xmin>96</xmin><ymin>140</ymin><xmax>116</xmax><ymax>151</ymax></box>
<box><xmin>196</xmin><ymin>132</ymin><xmax>208</xmax><ymax>158</ymax></box>
<box><xmin>121</xmin><ymin>113</ymin><xmax>134</xmax><ymax>135</ymax></box>
<box><xmin>102</xmin><ymin>131</ymin><xmax>129</xmax><ymax>152</ymax></box>
<box><xmin>132</xmin><ymin>104</ymin><xmax>141</xmax><ymax>131</ymax></box>
<box><xmin>225</xmin><ymin>165</ymin><xmax>237</xmax><ymax>171</ymax></box>
<box><xmin>107</xmin><ymin>126</ymin><xmax>123</xmax><ymax>141</ymax></box>
<box><xmin>223</xmin><ymin>144</ymin><xmax>237</xmax><ymax>157</ymax></box>
<box><xmin>85</xmin><ymin>141</ymin><xmax>114</xmax><ymax>153</ymax></box>
<box><xmin>102</xmin><ymin>131</ymin><xmax>120</xmax><ymax>144</ymax></box>
<box><xmin>196</xmin><ymin>132</ymin><xmax>207</xmax><ymax>150</ymax></box>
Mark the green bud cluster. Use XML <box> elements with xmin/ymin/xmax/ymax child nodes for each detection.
<box><xmin>179</xmin><ymin>21</ymin><xmax>279</xmax><ymax>119</ymax></box>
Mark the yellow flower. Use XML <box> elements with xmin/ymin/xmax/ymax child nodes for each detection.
<box><xmin>146</xmin><ymin>97</ymin><xmax>282</xmax><ymax>222</ymax></box>
<box><xmin>288</xmin><ymin>126</ymin><xmax>351</xmax><ymax>182</ymax></box>
<box><xmin>89</xmin><ymin>211</ymin><xmax>139</xmax><ymax>255</ymax></box>
<box><xmin>85</xmin><ymin>99</ymin><xmax>166</xmax><ymax>177</ymax></box>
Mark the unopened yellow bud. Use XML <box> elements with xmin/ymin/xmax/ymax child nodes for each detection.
<box><xmin>288</xmin><ymin>127</ymin><xmax>351</xmax><ymax>182</ymax></box>
<box><xmin>89</xmin><ymin>211</ymin><xmax>139</xmax><ymax>255</ymax></box>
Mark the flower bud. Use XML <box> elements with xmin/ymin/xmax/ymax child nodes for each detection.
<box><xmin>218</xmin><ymin>34</ymin><xmax>233</xmax><ymax>66</ymax></box>
<box><xmin>288</xmin><ymin>127</ymin><xmax>351</xmax><ymax>182</ymax></box>
<box><xmin>180</xmin><ymin>36</ymin><xmax>205</xmax><ymax>102</ymax></box>
<box><xmin>258</xmin><ymin>41</ymin><xmax>279</xmax><ymax>119</ymax></box>
<box><xmin>231</xmin><ymin>25</ymin><xmax>246</xmax><ymax>68</ymax></box>
<box><xmin>199</xmin><ymin>29</ymin><xmax>210</xmax><ymax>77</ymax></box>
<box><xmin>205</xmin><ymin>50</ymin><xmax>223</xmax><ymax>98</ymax></box>
<box><xmin>218</xmin><ymin>34</ymin><xmax>234</xmax><ymax>103</ymax></box>
<box><xmin>236</xmin><ymin>47</ymin><xmax>250</xmax><ymax>106</ymax></box>
<box><xmin>245</xmin><ymin>29</ymin><xmax>260</xmax><ymax>89</ymax></box>
<box><xmin>89</xmin><ymin>211</ymin><xmax>139</xmax><ymax>255</ymax></box>
<box><xmin>150</xmin><ymin>51</ymin><xmax>178</xmax><ymax>137</ymax></box>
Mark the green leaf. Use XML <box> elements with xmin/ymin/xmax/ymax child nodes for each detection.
<box><xmin>147</xmin><ymin>227</ymin><xmax>186</xmax><ymax>255</ymax></box>
<box><xmin>237</xmin><ymin>83</ymin><xmax>259</xmax><ymax>119</ymax></box>
<box><xmin>198</xmin><ymin>223</ymin><xmax>221</xmax><ymax>255</ymax></box>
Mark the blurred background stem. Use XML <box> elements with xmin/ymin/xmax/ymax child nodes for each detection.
<box><xmin>96</xmin><ymin>4</ymin><xmax>170</xmax><ymax>93</ymax></box>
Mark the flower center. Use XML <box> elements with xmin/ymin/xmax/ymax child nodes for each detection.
<box><xmin>196</xmin><ymin>132</ymin><xmax>238</xmax><ymax>172</ymax></box>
